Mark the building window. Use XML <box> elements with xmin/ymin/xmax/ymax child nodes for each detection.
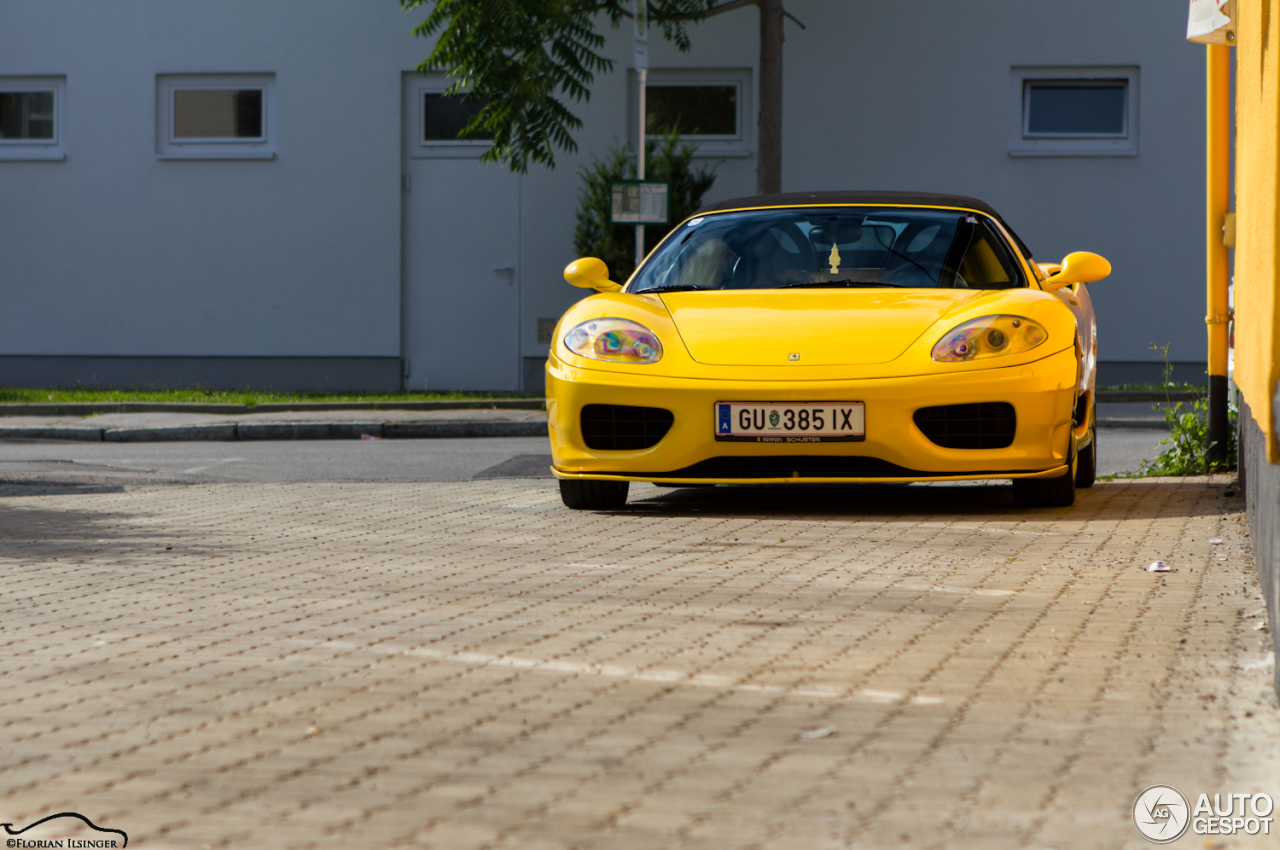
<box><xmin>631</xmin><ymin>69</ymin><xmax>751</xmax><ymax>157</ymax></box>
<box><xmin>173</xmin><ymin>89</ymin><xmax>264</xmax><ymax>140</ymax></box>
<box><xmin>408</xmin><ymin>76</ymin><xmax>494</xmax><ymax>158</ymax></box>
<box><xmin>646</xmin><ymin>84</ymin><xmax>737</xmax><ymax>138</ymax></box>
<box><xmin>0</xmin><ymin>77</ymin><xmax>66</xmax><ymax>161</ymax></box>
<box><xmin>1009</xmin><ymin>67</ymin><xmax>1137</xmax><ymax>157</ymax></box>
<box><xmin>1025</xmin><ymin>81</ymin><xmax>1126</xmax><ymax>137</ymax></box>
<box><xmin>157</xmin><ymin>75</ymin><xmax>275</xmax><ymax>159</ymax></box>
<box><xmin>423</xmin><ymin>92</ymin><xmax>494</xmax><ymax>142</ymax></box>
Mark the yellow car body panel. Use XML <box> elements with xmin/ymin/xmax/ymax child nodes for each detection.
<box><xmin>548</xmin><ymin>346</ymin><xmax>1077</xmax><ymax>483</ymax></box>
<box><xmin>546</xmin><ymin>197</ymin><xmax>1102</xmax><ymax>487</ymax></box>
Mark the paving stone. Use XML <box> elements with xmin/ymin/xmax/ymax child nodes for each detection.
<box><xmin>0</xmin><ymin>477</ymin><xmax>1276</xmax><ymax>849</ymax></box>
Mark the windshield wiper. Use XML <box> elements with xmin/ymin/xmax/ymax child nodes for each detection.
<box><xmin>782</xmin><ymin>280</ymin><xmax>905</xmax><ymax>288</ymax></box>
<box><xmin>635</xmin><ymin>285</ymin><xmax>705</xmax><ymax>293</ymax></box>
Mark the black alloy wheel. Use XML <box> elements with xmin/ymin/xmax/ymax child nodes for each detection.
<box><xmin>559</xmin><ymin>479</ymin><xmax>630</xmax><ymax>510</ymax></box>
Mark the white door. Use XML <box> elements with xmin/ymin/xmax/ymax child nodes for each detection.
<box><xmin>402</xmin><ymin>76</ymin><xmax>520</xmax><ymax>391</ymax></box>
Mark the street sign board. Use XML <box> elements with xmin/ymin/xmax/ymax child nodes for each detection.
<box><xmin>611</xmin><ymin>181</ymin><xmax>669</xmax><ymax>224</ymax></box>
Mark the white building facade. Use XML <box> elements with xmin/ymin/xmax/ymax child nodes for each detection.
<box><xmin>0</xmin><ymin>1</ymin><xmax>1206</xmax><ymax>392</ymax></box>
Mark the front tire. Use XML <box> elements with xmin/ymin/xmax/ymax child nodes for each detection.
<box><xmin>1013</xmin><ymin>441</ymin><xmax>1077</xmax><ymax>508</ymax></box>
<box><xmin>1075</xmin><ymin>419</ymin><xmax>1097</xmax><ymax>489</ymax></box>
<box><xmin>559</xmin><ymin>479</ymin><xmax>629</xmax><ymax>510</ymax></box>
<box><xmin>1012</xmin><ymin>468</ymin><xmax>1076</xmax><ymax>507</ymax></box>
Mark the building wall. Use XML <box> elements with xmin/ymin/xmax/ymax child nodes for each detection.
<box><xmin>1232</xmin><ymin>0</ymin><xmax>1280</xmax><ymax>698</ymax></box>
<box><xmin>1234</xmin><ymin>0</ymin><xmax>1280</xmax><ymax>461</ymax></box>
<box><xmin>0</xmin><ymin>1</ymin><xmax>1205</xmax><ymax>390</ymax></box>
<box><xmin>0</xmin><ymin>1</ymin><xmax>421</xmax><ymax>381</ymax></box>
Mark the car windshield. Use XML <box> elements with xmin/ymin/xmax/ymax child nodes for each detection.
<box><xmin>629</xmin><ymin>207</ymin><xmax>1027</xmax><ymax>292</ymax></box>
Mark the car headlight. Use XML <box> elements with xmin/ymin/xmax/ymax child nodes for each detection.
<box><xmin>931</xmin><ymin>315</ymin><xmax>1048</xmax><ymax>362</ymax></box>
<box><xmin>563</xmin><ymin>318</ymin><xmax>663</xmax><ymax>364</ymax></box>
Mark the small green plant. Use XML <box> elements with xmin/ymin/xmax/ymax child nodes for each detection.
<box><xmin>573</xmin><ymin>131</ymin><xmax>718</xmax><ymax>282</ymax></box>
<box><xmin>1123</xmin><ymin>343</ymin><xmax>1236</xmax><ymax>476</ymax></box>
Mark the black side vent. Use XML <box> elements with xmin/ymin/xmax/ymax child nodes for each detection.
<box><xmin>1073</xmin><ymin>392</ymin><xmax>1089</xmax><ymax>427</ymax></box>
<box><xmin>913</xmin><ymin>402</ymin><xmax>1016</xmax><ymax>449</ymax></box>
<box><xmin>581</xmin><ymin>404</ymin><xmax>674</xmax><ymax>450</ymax></box>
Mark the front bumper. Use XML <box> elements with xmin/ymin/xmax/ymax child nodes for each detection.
<box><xmin>547</xmin><ymin>347</ymin><xmax>1079</xmax><ymax>485</ymax></box>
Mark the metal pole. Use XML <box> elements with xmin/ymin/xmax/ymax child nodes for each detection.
<box><xmin>1206</xmin><ymin>44</ymin><xmax>1232</xmax><ymax>467</ymax></box>
<box><xmin>636</xmin><ymin>67</ymin><xmax>647</xmax><ymax>270</ymax></box>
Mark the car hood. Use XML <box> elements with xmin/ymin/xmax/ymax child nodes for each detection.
<box><xmin>659</xmin><ymin>289</ymin><xmax>983</xmax><ymax>366</ymax></box>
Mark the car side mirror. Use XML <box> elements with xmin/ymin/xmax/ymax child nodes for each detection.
<box><xmin>564</xmin><ymin>257</ymin><xmax>622</xmax><ymax>293</ymax></box>
<box><xmin>1042</xmin><ymin>252</ymin><xmax>1110</xmax><ymax>292</ymax></box>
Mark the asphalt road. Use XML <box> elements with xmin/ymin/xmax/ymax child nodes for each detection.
<box><xmin>0</xmin><ymin>429</ymin><xmax>1168</xmax><ymax>487</ymax></box>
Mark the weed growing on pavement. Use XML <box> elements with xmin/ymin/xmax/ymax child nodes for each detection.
<box><xmin>1110</xmin><ymin>344</ymin><xmax>1236</xmax><ymax>478</ymax></box>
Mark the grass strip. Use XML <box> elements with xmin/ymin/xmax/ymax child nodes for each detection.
<box><xmin>0</xmin><ymin>388</ymin><xmax>541</xmax><ymax>406</ymax></box>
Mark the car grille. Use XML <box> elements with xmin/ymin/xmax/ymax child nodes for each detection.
<box><xmin>913</xmin><ymin>402</ymin><xmax>1017</xmax><ymax>449</ymax></box>
<box><xmin>580</xmin><ymin>404</ymin><xmax>674</xmax><ymax>450</ymax></box>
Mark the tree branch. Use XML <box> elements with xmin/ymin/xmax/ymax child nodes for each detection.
<box><xmin>699</xmin><ymin>0</ymin><xmax>758</xmax><ymax>18</ymax></box>
<box><xmin>652</xmin><ymin>0</ymin><xmax>803</xmax><ymax>28</ymax></box>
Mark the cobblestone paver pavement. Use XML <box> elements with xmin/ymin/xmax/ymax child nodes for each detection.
<box><xmin>1</xmin><ymin>477</ymin><xmax>1276</xmax><ymax>849</ymax></box>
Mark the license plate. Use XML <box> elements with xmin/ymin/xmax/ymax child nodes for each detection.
<box><xmin>715</xmin><ymin>402</ymin><xmax>865</xmax><ymax>442</ymax></box>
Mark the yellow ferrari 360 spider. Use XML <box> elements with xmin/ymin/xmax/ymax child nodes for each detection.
<box><xmin>546</xmin><ymin>191</ymin><xmax>1110</xmax><ymax>510</ymax></box>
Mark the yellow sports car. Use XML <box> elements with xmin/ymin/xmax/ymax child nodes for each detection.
<box><xmin>546</xmin><ymin>191</ymin><xmax>1110</xmax><ymax>510</ymax></box>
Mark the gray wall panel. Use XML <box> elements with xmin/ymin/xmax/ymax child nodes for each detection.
<box><xmin>0</xmin><ymin>1</ymin><xmax>417</xmax><ymax>359</ymax></box>
<box><xmin>0</xmin><ymin>356</ymin><xmax>402</xmax><ymax>392</ymax></box>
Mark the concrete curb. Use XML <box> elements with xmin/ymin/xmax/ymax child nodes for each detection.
<box><xmin>1098</xmin><ymin>419</ymin><xmax>1171</xmax><ymax>430</ymax></box>
<box><xmin>235</xmin><ymin>422</ymin><xmax>386</xmax><ymax>441</ymax></box>
<box><xmin>383</xmin><ymin>421</ymin><xmax>545</xmax><ymax>439</ymax></box>
<box><xmin>0</xmin><ymin>427</ymin><xmax>105</xmax><ymax>441</ymax></box>
<box><xmin>1094</xmin><ymin>390</ymin><xmax>1202</xmax><ymax>403</ymax></box>
<box><xmin>0</xmin><ymin>421</ymin><xmax>547</xmax><ymax>443</ymax></box>
<box><xmin>104</xmin><ymin>424</ymin><xmax>240</xmax><ymax>442</ymax></box>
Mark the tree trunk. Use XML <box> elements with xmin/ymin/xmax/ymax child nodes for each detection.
<box><xmin>757</xmin><ymin>0</ymin><xmax>784</xmax><ymax>194</ymax></box>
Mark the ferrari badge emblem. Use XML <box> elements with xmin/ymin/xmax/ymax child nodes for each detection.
<box><xmin>788</xmin><ymin>352</ymin><xmax>800</xmax><ymax>361</ymax></box>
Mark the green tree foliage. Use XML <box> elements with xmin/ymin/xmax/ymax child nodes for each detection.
<box><xmin>402</xmin><ymin>0</ymin><xmax>721</xmax><ymax>173</ymax></box>
<box><xmin>573</xmin><ymin>132</ymin><xmax>717</xmax><ymax>282</ymax></box>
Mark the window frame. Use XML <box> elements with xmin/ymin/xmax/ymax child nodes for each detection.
<box><xmin>0</xmin><ymin>76</ymin><xmax>67</xmax><ymax>161</ymax></box>
<box><xmin>408</xmin><ymin>75</ymin><xmax>493</xmax><ymax>159</ymax></box>
<box><xmin>156</xmin><ymin>74</ymin><xmax>276</xmax><ymax>160</ymax></box>
<box><xmin>630</xmin><ymin>68</ymin><xmax>752</xmax><ymax>157</ymax></box>
<box><xmin>1009</xmin><ymin>66</ymin><xmax>1138</xmax><ymax>157</ymax></box>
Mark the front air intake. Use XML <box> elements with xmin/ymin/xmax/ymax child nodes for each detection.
<box><xmin>581</xmin><ymin>404</ymin><xmax>674</xmax><ymax>450</ymax></box>
<box><xmin>913</xmin><ymin>402</ymin><xmax>1016</xmax><ymax>449</ymax></box>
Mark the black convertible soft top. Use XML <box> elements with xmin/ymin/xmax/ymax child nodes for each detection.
<box><xmin>696</xmin><ymin>190</ymin><xmax>1033</xmax><ymax>259</ymax></box>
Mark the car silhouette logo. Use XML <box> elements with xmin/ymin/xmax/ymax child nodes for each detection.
<box><xmin>2</xmin><ymin>812</ymin><xmax>128</xmax><ymax>847</ymax></box>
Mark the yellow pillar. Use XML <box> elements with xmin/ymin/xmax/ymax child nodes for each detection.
<box><xmin>1207</xmin><ymin>43</ymin><xmax>1232</xmax><ymax>465</ymax></box>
